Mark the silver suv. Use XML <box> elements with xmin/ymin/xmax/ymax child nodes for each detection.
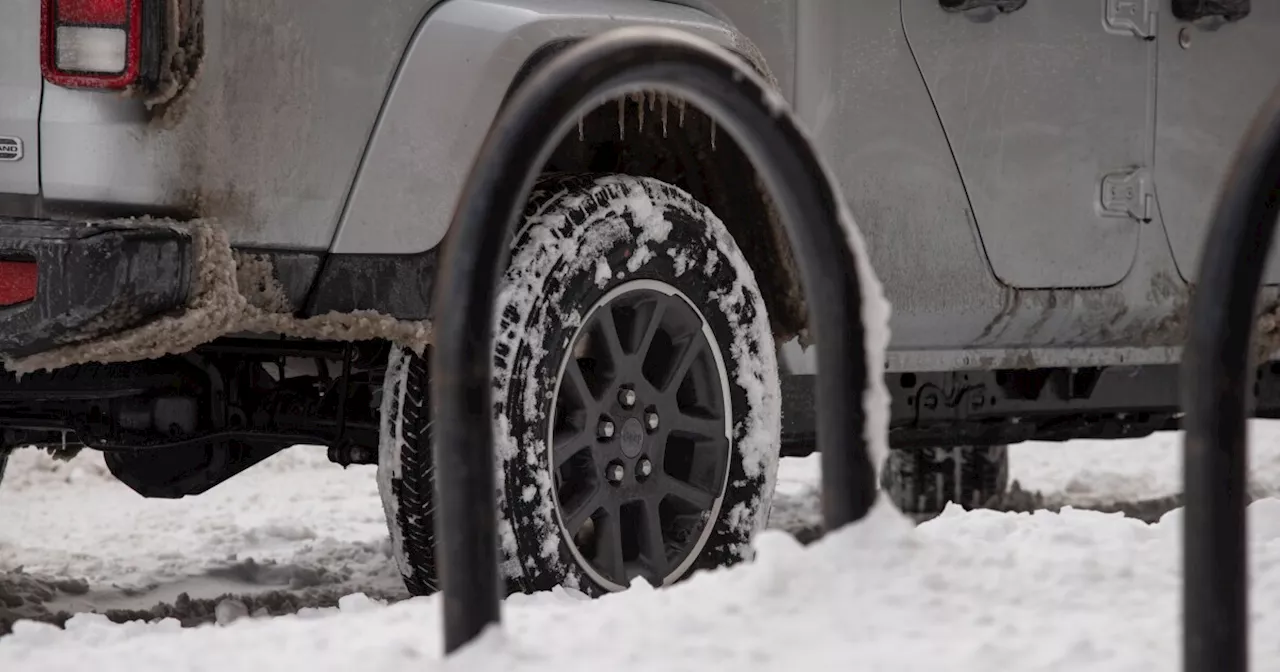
<box><xmin>0</xmin><ymin>0</ymin><xmax>1268</xmax><ymax>596</ymax></box>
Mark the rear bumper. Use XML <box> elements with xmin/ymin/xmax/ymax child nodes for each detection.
<box><xmin>0</xmin><ymin>219</ymin><xmax>192</xmax><ymax>358</ymax></box>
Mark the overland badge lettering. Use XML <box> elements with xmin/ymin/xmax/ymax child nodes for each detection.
<box><xmin>0</xmin><ymin>136</ymin><xmax>22</xmax><ymax>162</ymax></box>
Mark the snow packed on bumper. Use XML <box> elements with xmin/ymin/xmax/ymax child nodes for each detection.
<box><xmin>7</xmin><ymin>222</ymin><xmax>433</xmax><ymax>374</ymax></box>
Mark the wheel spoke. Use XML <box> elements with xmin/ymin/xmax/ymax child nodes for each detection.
<box><xmin>672</xmin><ymin>411</ymin><xmax>728</xmax><ymax>441</ymax></box>
<box><xmin>633</xmin><ymin>300</ymin><xmax>668</xmax><ymax>361</ymax></box>
<box><xmin>593</xmin><ymin>505</ymin><xmax>626</xmax><ymax>581</ymax></box>
<box><xmin>562</xmin><ymin>486</ymin><xmax>606</xmax><ymax>535</ymax></box>
<box><xmin>662</xmin><ymin>336</ymin><xmax>704</xmax><ymax>392</ymax></box>
<box><xmin>646</xmin><ymin>430</ymin><xmax>669</xmax><ymax>471</ymax></box>
<box><xmin>552</xmin><ymin>430</ymin><xmax>591</xmax><ymax>469</ymax></box>
<box><xmin>594</xmin><ymin>308</ymin><xmax>628</xmax><ymax>370</ymax></box>
<box><xmin>639</xmin><ymin>499</ymin><xmax>668</xmax><ymax>579</ymax></box>
<box><xmin>563</xmin><ymin>358</ymin><xmax>597</xmax><ymax>407</ymax></box>
<box><xmin>659</xmin><ymin>475</ymin><xmax>716</xmax><ymax>511</ymax></box>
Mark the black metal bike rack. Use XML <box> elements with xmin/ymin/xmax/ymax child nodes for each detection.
<box><xmin>1182</xmin><ymin>84</ymin><xmax>1280</xmax><ymax>672</ymax></box>
<box><xmin>429</xmin><ymin>28</ymin><xmax>878</xmax><ymax>653</ymax></box>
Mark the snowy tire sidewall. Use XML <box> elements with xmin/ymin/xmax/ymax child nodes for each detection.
<box><xmin>494</xmin><ymin>174</ymin><xmax>781</xmax><ymax>596</ymax></box>
<box><xmin>376</xmin><ymin>346</ymin><xmax>440</xmax><ymax>595</ymax></box>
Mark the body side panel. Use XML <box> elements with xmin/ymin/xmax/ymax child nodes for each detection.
<box><xmin>901</xmin><ymin>0</ymin><xmax>1147</xmax><ymax>289</ymax></box>
<box><xmin>40</xmin><ymin>0</ymin><xmax>439</xmax><ymax>249</ymax></box>
<box><xmin>782</xmin><ymin>0</ymin><xmax>1191</xmax><ymax>371</ymax></box>
<box><xmin>0</xmin><ymin>0</ymin><xmax>42</xmax><ymax>197</ymax></box>
<box><xmin>1155</xmin><ymin>4</ymin><xmax>1280</xmax><ymax>284</ymax></box>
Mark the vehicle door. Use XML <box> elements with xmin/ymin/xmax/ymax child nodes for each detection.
<box><xmin>902</xmin><ymin>0</ymin><xmax>1154</xmax><ymax>289</ymax></box>
<box><xmin>1153</xmin><ymin>1</ymin><xmax>1280</xmax><ymax>282</ymax></box>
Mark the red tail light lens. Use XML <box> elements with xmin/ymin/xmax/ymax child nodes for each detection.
<box><xmin>57</xmin><ymin>0</ymin><xmax>129</xmax><ymax>25</ymax></box>
<box><xmin>41</xmin><ymin>0</ymin><xmax>161</xmax><ymax>91</ymax></box>
<box><xmin>0</xmin><ymin>261</ymin><xmax>38</xmax><ymax>307</ymax></box>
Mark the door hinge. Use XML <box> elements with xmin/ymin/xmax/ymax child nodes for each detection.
<box><xmin>1104</xmin><ymin>0</ymin><xmax>1157</xmax><ymax>40</ymax></box>
<box><xmin>1100</xmin><ymin>168</ymin><xmax>1154</xmax><ymax>222</ymax></box>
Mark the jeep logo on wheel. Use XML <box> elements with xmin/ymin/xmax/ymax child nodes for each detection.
<box><xmin>0</xmin><ymin>136</ymin><xmax>21</xmax><ymax>162</ymax></box>
<box><xmin>619</xmin><ymin>417</ymin><xmax>645</xmax><ymax>458</ymax></box>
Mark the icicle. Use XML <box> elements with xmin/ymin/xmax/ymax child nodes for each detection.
<box><xmin>618</xmin><ymin>98</ymin><xmax>625</xmax><ymax>140</ymax></box>
<box><xmin>710</xmin><ymin>119</ymin><xmax>717</xmax><ymax>151</ymax></box>
<box><xmin>635</xmin><ymin>92</ymin><xmax>645</xmax><ymax>133</ymax></box>
<box><xmin>648</xmin><ymin>91</ymin><xmax>656</xmax><ymax>111</ymax></box>
<box><xmin>678</xmin><ymin>99</ymin><xmax>686</xmax><ymax>128</ymax></box>
<box><xmin>661</xmin><ymin>93</ymin><xmax>669</xmax><ymax>138</ymax></box>
<box><xmin>578</xmin><ymin>115</ymin><xmax>585</xmax><ymax>142</ymax></box>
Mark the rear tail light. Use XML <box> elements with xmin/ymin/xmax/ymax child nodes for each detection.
<box><xmin>41</xmin><ymin>0</ymin><xmax>164</xmax><ymax>91</ymax></box>
<box><xmin>0</xmin><ymin>261</ymin><xmax>38</xmax><ymax>307</ymax></box>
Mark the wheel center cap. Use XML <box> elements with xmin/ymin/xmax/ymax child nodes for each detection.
<box><xmin>619</xmin><ymin>417</ymin><xmax>645</xmax><ymax>458</ymax></box>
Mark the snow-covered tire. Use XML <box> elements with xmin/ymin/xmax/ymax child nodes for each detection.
<box><xmin>378</xmin><ymin>174</ymin><xmax>781</xmax><ymax>597</ymax></box>
<box><xmin>376</xmin><ymin>349</ymin><xmax>437</xmax><ymax>596</ymax></box>
<box><xmin>880</xmin><ymin>444</ymin><xmax>1010</xmax><ymax>515</ymax></box>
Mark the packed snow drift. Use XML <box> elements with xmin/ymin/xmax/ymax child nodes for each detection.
<box><xmin>4</xmin><ymin>425</ymin><xmax>1280</xmax><ymax>671</ymax></box>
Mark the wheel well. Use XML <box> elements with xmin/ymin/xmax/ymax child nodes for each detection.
<box><xmin>536</xmin><ymin>91</ymin><xmax>809</xmax><ymax>343</ymax></box>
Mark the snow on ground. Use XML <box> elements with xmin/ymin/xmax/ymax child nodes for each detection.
<box><xmin>1011</xmin><ymin>422</ymin><xmax>1280</xmax><ymax>503</ymax></box>
<box><xmin>0</xmin><ymin>448</ymin><xmax>404</xmax><ymax>615</ymax></box>
<box><xmin>5</xmin><ymin>423</ymin><xmax>1280</xmax><ymax>670</ymax></box>
<box><xmin>8</xmin><ymin>498</ymin><xmax>1280</xmax><ymax>671</ymax></box>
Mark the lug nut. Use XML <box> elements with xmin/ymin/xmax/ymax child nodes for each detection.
<box><xmin>618</xmin><ymin>387</ymin><xmax>637</xmax><ymax>408</ymax></box>
<box><xmin>598</xmin><ymin>419</ymin><xmax>615</xmax><ymax>439</ymax></box>
<box><xmin>637</xmin><ymin>457</ymin><xmax>653</xmax><ymax>478</ymax></box>
<box><xmin>645</xmin><ymin>411</ymin><xmax>660</xmax><ymax>431</ymax></box>
<box><xmin>606</xmin><ymin>463</ymin><xmax>625</xmax><ymax>484</ymax></box>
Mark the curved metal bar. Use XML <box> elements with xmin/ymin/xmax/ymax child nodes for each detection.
<box><xmin>1182</xmin><ymin>84</ymin><xmax>1280</xmax><ymax>672</ymax></box>
<box><xmin>430</xmin><ymin>27</ymin><xmax>877</xmax><ymax>653</ymax></box>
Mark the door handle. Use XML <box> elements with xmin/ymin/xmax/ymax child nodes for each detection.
<box><xmin>938</xmin><ymin>0</ymin><xmax>1026</xmax><ymax>14</ymax></box>
<box><xmin>1172</xmin><ymin>0</ymin><xmax>1249</xmax><ymax>22</ymax></box>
